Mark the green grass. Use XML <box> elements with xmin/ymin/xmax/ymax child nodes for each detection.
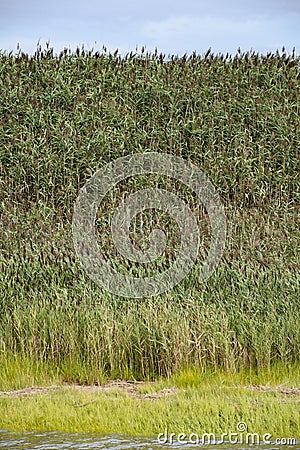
<box><xmin>0</xmin><ymin>359</ymin><xmax>299</xmax><ymax>438</ymax></box>
<box><xmin>0</xmin><ymin>46</ymin><xmax>299</xmax><ymax>384</ymax></box>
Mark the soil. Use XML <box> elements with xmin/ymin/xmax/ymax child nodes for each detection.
<box><xmin>0</xmin><ymin>381</ymin><xmax>299</xmax><ymax>401</ymax></box>
<box><xmin>0</xmin><ymin>380</ymin><xmax>179</xmax><ymax>400</ymax></box>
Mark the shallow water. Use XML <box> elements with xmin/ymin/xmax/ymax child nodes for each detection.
<box><xmin>0</xmin><ymin>431</ymin><xmax>299</xmax><ymax>450</ymax></box>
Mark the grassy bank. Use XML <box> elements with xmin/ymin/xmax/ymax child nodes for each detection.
<box><xmin>0</xmin><ymin>48</ymin><xmax>299</xmax><ymax>388</ymax></box>
<box><xmin>0</xmin><ymin>356</ymin><xmax>299</xmax><ymax>438</ymax></box>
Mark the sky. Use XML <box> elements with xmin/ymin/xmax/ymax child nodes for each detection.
<box><xmin>0</xmin><ymin>0</ymin><xmax>299</xmax><ymax>57</ymax></box>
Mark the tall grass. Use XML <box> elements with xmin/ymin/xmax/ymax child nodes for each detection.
<box><xmin>0</xmin><ymin>46</ymin><xmax>299</xmax><ymax>382</ymax></box>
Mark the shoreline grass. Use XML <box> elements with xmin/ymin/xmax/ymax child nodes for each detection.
<box><xmin>0</xmin><ymin>358</ymin><xmax>299</xmax><ymax>438</ymax></box>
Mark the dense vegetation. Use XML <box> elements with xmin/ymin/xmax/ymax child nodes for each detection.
<box><xmin>0</xmin><ymin>46</ymin><xmax>299</xmax><ymax>382</ymax></box>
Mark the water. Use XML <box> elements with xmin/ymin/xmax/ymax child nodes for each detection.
<box><xmin>0</xmin><ymin>431</ymin><xmax>299</xmax><ymax>450</ymax></box>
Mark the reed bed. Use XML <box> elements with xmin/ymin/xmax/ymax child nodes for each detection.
<box><xmin>0</xmin><ymin>46</ymin><xmax>299</xmax><ymax>382</ymax></box>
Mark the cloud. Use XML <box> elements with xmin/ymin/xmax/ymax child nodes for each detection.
<box><xmin>0</xmin><ymin>0</ymin><xmax>299</xmax><ymax>56</ymax></box>
<box><xmin>277</xmin><ymin>0</ymin><xmax>300</xmax><ymax>13</ymax></box>
<box><xmin>142</xmin><ymin>13</ymin><xmax>299</xmax><ymax>55</ymax></box>
<box><xmin>143</xmin><ymin>15</ymin><xmax>259</xmax><ymax>39</ymax></box>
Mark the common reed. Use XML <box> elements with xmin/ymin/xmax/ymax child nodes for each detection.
<box><xmin>0</xmin><ymin>46</ymin><xmax>299</xmax><ymax>382</ymax></box>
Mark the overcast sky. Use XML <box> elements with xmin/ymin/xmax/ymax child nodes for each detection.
<box><xmin>1</xmin><ymin>0</ymin><xmax>299</xmax><ymax>57</ymax></box>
